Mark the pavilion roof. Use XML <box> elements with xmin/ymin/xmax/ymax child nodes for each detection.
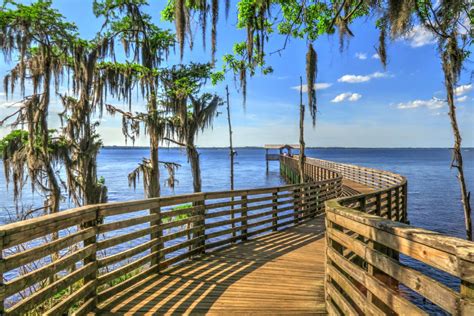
<box><xmin>264</xmin><ymin>144</ymin><xmax>300</xmax><ymax>149</ymax></box>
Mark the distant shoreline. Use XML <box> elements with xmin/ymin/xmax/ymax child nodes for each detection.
<box><xmin>102</xmin><ymin>146</ymin><xmax>473</xmax><ymax>150</ymax></box>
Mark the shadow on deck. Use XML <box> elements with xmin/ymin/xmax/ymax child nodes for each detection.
<box><xmin>95</xmin><ymin>216</ymin><xmax>327</xmax><ymax>315</ymax></box>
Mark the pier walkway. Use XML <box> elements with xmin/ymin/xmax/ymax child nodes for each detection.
<box><xmin>1</xmin><ymin>155</ymin><xmax>473</xmax><ymax>315</ymax></box>
<box><xmin>96</xmin><ymin>216</ymin><xmax>327</xmax><ymax>315</ymax></box>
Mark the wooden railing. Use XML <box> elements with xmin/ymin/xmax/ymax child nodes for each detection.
<box><xmin>306</xmin><ymin>157</ymin><xmax>405</xmax><ymax>190</ymax></box>
<box><xmin>0</xmin><ymin>162</ymin><xmax>342</xmax><ymax>315</ymax></box>
<box><xmin>325</xmin><ymin>201</ymin><xmax>474</xmax><ymax>315</ymax></box>
<box><xmin>280</xmin><ymin>155</ymin><xmax>342</xmax><ymax>183</ymax></box>
<box><xmin>297</xmin><ymin>157</ymin><xmax>474</xmax><ymax>314</ymax></box>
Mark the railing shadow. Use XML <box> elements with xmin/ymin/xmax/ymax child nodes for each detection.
<box><xmin>96</xmin><ymin>216</ymin><xmax>326</xmax><ymax>314</ymax></box>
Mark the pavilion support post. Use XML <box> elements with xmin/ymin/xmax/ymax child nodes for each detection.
<box><xmin>265</xmin><ymin>149</ymin><xmax>269</xmax><ymax>174</ymax></box>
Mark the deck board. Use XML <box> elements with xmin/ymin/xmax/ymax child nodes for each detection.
<box><xmin>342</xmin><ymin>179</ymin><xmax>374</xmax><ymax>194</ymax></box>
<box><xmin>95</xmin><ymin>216</ymin><xmax>327</xmax><ymax>315</ymax></box>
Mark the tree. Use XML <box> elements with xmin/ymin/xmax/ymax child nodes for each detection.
<box><xmin>0</xmin><ymin>0</ymin><xmax>79</xmax><ymax>215</ymax></box>
<box><xmin>419</xmin><ymin>0</ymin><xmax>472</xmax><ymax>241</ymax></box>
<box><xmin>161</xmin><ymin>63</ymin><xmax>222</xmax><ymax>193</ymax></box>
<box><xmin>375</xmin><ymin>0</ymin><xmax>473</xmax><ymax>240</ymax></box>
<box><xmin>0</xmin><ymin>0</ymin><xmax>114</xmax><ymax>210</ymax></box>
<box><xmin>57</xmin><ymin>39</ymin><xmax>110</xmax><ymax>206</ymax></box>
<box><xmin>93</xmin><ymin>0</ymin><xmax>176</xmax><ymax>199</ymax></box>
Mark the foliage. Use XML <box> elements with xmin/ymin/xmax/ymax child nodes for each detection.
<box><xmin>160</xmin><ymin>63</ymin><xmax>222</xmax><ymax>193</ymax></box>
<box><xmin>161</xmin><ymin>0</ymin><xmax>371</xmax><ymax>121</ymax></box>
<box><xmin>0</xmin><ymin>130</ymin><xmax>28</xmax><ymax>157</ymax></box>
<box><xmin>162</xmin><ymin>203</ymin><xmax>192</xmax><ymax>223</ymax></box>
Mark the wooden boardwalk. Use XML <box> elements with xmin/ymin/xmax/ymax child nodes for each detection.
<box><xmin>95</xmin><ymin>215</ymin><xmax>327</xmax><ymax>315</ymax></box>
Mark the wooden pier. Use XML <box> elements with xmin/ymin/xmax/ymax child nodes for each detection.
<box><xmin>0</xmin><ymin>155</ymin><xmax>473</xmax><ymax>315</ymax></box>
<box><xmin>96</xmin><ymin>216</ymin><xmax>327</xmax><ymax>315</ymax></box>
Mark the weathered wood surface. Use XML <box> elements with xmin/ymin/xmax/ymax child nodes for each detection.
<box><xmin>342</xmin><ymin>179</ymin><xmax>374</xmax><ymax>194</ymax></box>
<box><xmin>94</xmin><ymin>216</ymin><xmax>327</xmax><ymax>315</ymax></box>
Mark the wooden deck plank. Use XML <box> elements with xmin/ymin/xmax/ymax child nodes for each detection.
<box><xmin>342</xmin><ymin>179</ymin><xmax>374</xmax><ymax>194</ymax></box>
<box><xmin>95</xmin><ymin>216</ymin><xmax>327</xmax><ymax>315</ymax></box>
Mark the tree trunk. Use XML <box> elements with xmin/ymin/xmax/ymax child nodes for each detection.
<box><xmin>442</xmin><ymin>53</ymin><xmax>472</xmax><ymax>241</ymax></box>
<box><xmin>41</xmin><ymin>54</ymin><xmax>61</xmax><ymax>287</ymax></box>
<box><xmin>226</xmin><ymin>85</ymin><xmax>237</xmax><ymax>238</ymax></box>
<box><xmin>226</xmin><ymin>85</ymin><xmax>235</xmax><ymax>191</ymax></box>
<box><xmin>82</xmin><ymin>51</ymin><xmax>105</xmax><ymax>205</ymax></box>
<box><xmin>147</xmin><ymin>84</ymin><xmax>162</xmax><ymax>267</ymax></box>
<box><xmin>187</xmin><ymin>144</ymin><xmax>202</xmax><ymax>193</ymax></box>
<box><xmin>298</xmin><ymin>76</ymin><xmax>305</xmax><ymax>183</ymax></box>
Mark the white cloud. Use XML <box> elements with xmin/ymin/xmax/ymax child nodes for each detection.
<box><xmin>338</xmin><ymin>75</ymin><xmax>371</xmax><ymax>83</ymax></box>
<box><xmin>291</xmin><ymin>83</ymin><xmax>332</xmax><ymax>92</ymax></box>
<box><xmin>456</xmin><ymin>95</ymin><xmax>468</xmax><ymax>103</ymax></box>
<box><xmin>331</xmin><ymin>92</ymin><xmax>362</xmax><ymax>103</ymax></box>
<box><xmin>454</xmin><ymin>84</ymin><xmax>472</xmax><ymax>96</ymax></box>
<box><xmin>337</xmin><ymin>72</ymin><xmax>390</xmax><ymax>83</ymax></box>
<box><xmin>348</xmin><ymin>93</ymin><xmax>362</xmax><ymax>101</ymax></box>
<box><xmin>372</xmin><ymin>53</ymin><xmax>380</xmax><ymax>59</ymax></box>
<box><xmin>404</xmin><ymin>25</ymin><xmax>436</xmax><ymax>47</ymax></box>
<box><xmin>355</xmin><ymin>53</ymin><xmax>367</xmax><ymax>60</ymax></box>
<box><xmin>397</xmin><ymin>98</ymin><xmax>445</xmax><ymax>110</ymax></box>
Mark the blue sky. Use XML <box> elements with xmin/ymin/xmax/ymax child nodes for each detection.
<box><xmin>0</xmin><ymin>0</ymin><xmax>472</xmax><ymax>147</ymax></box>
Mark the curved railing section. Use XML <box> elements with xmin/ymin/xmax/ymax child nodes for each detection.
<box><xmin>0</xmin><ymin>161</ymin><xmax>342</xmax><ymax>315</ymax></box>
<box><xmin>283</xmin><ymin>156</ymin><xmax>474</xmax><ymax>315</ymax></box>
<box><xmin>306</xmin><ymin>157</ymin><xmax>405</xmax><ymax>189</ymax></box>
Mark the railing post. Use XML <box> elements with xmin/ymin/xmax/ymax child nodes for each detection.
<box><xmin>308</xmin><ymin>184</ymin><xmax>315</xmax><ymax>217</ymax></box>
<box><xmin>0</xmin><ymin>232</ymin><xmax>4</xmax><ymax>315</ymax></box>
<box><xmin>402</xmin><ymin>183</ymin><xmax>409</xmax><ymax>224</ymax></box>
<box><xmin>241</xmin><ymin>194</ymin><xmax>248</xmax><ymax>241</ymax></box>
<box><xmin>83</xmin><ymin>207</ymin><xmax>100</xmax><ymax>312</ymax></box>
<box><xmin>196</xmin><ymin>194</ymin><xmax>206</xmax><ymax>255</ymax></box>
<box><xmin>387</xmin><ymin>189</ymin><xmax>392</xmax><ymax>220</ymax></box>
<box><xmin>272</xmin><ymin>190</ymin><xmax>278</xmax><ymax>231</ymax></box>
<box><xmin>395</xmin><ymin>187</ymin><xmax>401</xmax><ymax>222</ymax></box>
<box><xmin>150</xmin><ymin>202</ymin><xmax>162</xmax><ymax>267</ymax></box>
<box><xmin>376</xmin><ymin>192</ymin><xmax>382</xmax><ymax>216</ymax></box>
<box><xmin>359</xmin><ymin>196</ymin><xmax>366</xmax><ymax>213</ymax></box>
<box><xmin>367</xmin><ymin>239</ymin><xmax>375</xmax><ymax>306</ymax></box>
<box><xmin>293</xmin><ymin>186</ymin><xmax>300</xmax><ymax>224</ymax></box>
<box><xmin>461</xmin><ymin>279</ymin><xmax>474</xmax><ymax>313</ymax></box>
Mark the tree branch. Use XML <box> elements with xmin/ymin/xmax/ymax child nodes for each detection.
<box><xmin>163</xmin><ymin>137</ymin><xmax>186</xmax><ymax>147</ymax></box>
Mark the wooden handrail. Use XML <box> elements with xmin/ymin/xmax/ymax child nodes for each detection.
<box><xmin>308</xmin><ymin>157</ymin><xmax>474</xmax><ymax>314</ymax></box>
<box><xmin>0</xmin><ymin>160</ymin><xmax>342</xmax><ymax>315</ymax></box>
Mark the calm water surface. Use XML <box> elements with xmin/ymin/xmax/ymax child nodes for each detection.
<box><xmin>0</xmin><ymin>148</ymin><xmax>473</xmax><ymax>313</ymax></box>
<box><xmin>2</xmin><ymin>147</ymin><xmax>473</xmax><ymax>237</ymax></box>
